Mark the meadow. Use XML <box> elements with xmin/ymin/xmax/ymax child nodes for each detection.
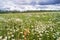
<box><xmin>0</xmin><ymin>12</ymin><xmax>60</xmax><ymax>40</ymax></box>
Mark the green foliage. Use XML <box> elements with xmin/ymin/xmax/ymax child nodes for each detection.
<box><xmin>0</xmin><ymin>12</ymin><xmax>60</xmax><ymax>40</ymax></box>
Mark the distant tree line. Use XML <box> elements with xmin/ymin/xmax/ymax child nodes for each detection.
<box><xmin>0</xmin><ymin>10</ymin><xmax>60</xmax><ymax>13</ymax></box>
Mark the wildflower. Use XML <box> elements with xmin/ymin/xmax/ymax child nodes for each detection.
<box><xmin>23</xmin><ymin>28</ymin><xmax>30</xmax><ymax>40</ymax></box>
<box><xmin>3</xmin><ymin>36</ymin><xmax>7</xmax><ymax>40</ymax></box>
<box><xmin>12</xmin><ymin>39</ymin><xmax>15</xmax><ymax>40</ymax></box>
<box><xmin>57</xmin><ymin>37</ymin><xmax>60</xmax><ymax>40</ymax></box>
<box><xmin>0</xmin><ymin>36</ymin><xmax>2</xmax><ymax>39</ymax></box>
<box><xmin>24</xmin><ymin>28</ymin><xmax>30</xmax><ymax>36</ymax></box>
<box><xmin>11</xmin><ymin>35</ymin><xmax>14</xmax><ymax>37</ymax></box>
<box><xmin>15</xmin><ymin>18</ymin><xmax>23</xmax><ymax>22</ymax></box>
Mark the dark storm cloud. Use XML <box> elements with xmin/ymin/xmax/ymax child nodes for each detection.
<box><xmin>38</xmin><ymin>0</ymin><xmax>60</xmax><ymax>5</ymax></box>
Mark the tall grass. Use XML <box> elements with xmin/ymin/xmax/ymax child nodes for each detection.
<box><xmin>0</xmin><ymin>12</ymin><xmax>60</xmax><ymax>40</ymax></box>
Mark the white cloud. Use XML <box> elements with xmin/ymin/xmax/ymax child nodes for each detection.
<box><xmin>0</xmin><ymin>0</ymin><xmax>60</xmax><ymax>11</ymax></box>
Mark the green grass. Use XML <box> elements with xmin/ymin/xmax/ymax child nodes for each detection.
<box><xmin>0</xmin><ymin>12</ymin><xmax>60</xmax><ymax>40</ymax></box>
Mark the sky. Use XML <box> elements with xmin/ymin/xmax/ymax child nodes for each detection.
<box><xmin>0</xmin><ymin>0</ymin><xmax>60</xmax><ymax>11</ymax></box>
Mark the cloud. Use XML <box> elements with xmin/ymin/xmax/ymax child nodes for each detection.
<box><xmin>38</xmin><ymin>0</ymin><xmax>60</xmax><ymax>5</ymax></box>
<box><xmin>0</xmin><ymin>0</ymin><xmax>60</xmax><ymax>11</ymax></box>
<box><xmin>11</xmin><ymin>0</ymin><xmax>60</xmax><ymax>5</ymax></box>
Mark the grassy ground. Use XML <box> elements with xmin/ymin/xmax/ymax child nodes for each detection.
<box><xmin>0</xmin><ymin>12</ymin><xmax>60</xmax><ymax>40</ymax></box>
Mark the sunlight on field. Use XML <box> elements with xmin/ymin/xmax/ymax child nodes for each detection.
<box><xmin>0</xmin><ymin>12</ymin><xmax>60</xmax><ymax>40</ymax></box>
